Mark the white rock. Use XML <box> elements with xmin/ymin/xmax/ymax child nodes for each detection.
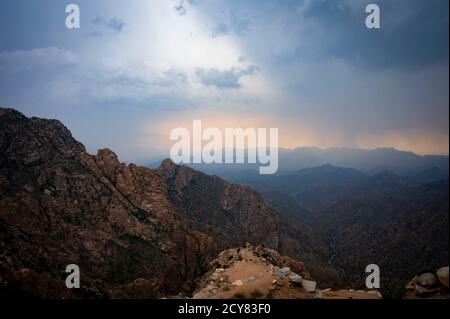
<box><xmin>231</xmin><ymin>280</ymin><xmax>243</xmax><ymax>286</ymax></box>
<box><xmin>289</xmin><ymin>273</ymin><xmax>303</xmax><ymax>284</ymax></box>
<box><xmin>302</xmin><ymin>280</ymin><xmax>317</xmax><ymax>292</ymax></box>
<box><xmin>273</xmin><ymin>266</ymin><xmax>291</xmax><ymax>277</ymax></box>
<box><xmin>280</xmin><ymin>267</ymin><xmax>291</xmax><ymax>276</ymax></box>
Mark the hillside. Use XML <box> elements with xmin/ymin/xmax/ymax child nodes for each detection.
<box><xmin>309</xmin><ymin>180</ymin><xmax>449</xmax><ymax>297</ymax></box>
<box><xmin>0</xmin><ymin>107</ymin><xmax>337</xmax><ymax>298</ymax></box>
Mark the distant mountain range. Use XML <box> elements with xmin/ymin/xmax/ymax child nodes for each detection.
<box><xmin>0</xmin><ymin>107</ymin><xmax>448</xmax><ymax>299</ymax></box>
<box><xmin>149</xmin><ymin>147</ymin><xmax>448</xmax><ymax>178</ymax></box>
<box><xmin>213</xmin><ymin>163</ymin><xmax>449</xmax><ymax>297</ymax></box>
<box><xmin>276</xmin><ymin>147</ymin><xmax>448</xmax><ymax>174</ymax></box>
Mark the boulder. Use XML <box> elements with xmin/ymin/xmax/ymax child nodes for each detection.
<box><xmin>301</xmin><ymin>279</ymin><xmax>317</xmax><ymax>292</ymax></box>
<box><xmin>436</xmin><ymin>267</ymin><xmax>449</xmax><ymax>288</ymax></box>
<box><xmin>289</xmin><ymin>273</ymin><xmax>303</xmax><ymax>284</ymax></box>
<box><xmin>415</xmin><ymin>273</ymin><xmax>438</xmax><ymax>287</ymax></box>
<box><xmin>231</xmin><ymin>280</ymin><xmax>243</xmax><ymax>286</ymax></box>
<box><xmin>415</xmin><ymin>285</ymin><xmax>437</xmax><ymax>297</ymax></box>
<box><xmin>273</xmin><ymin>266</ymin><xmax>291</xmax><ymax>277</ymax></box>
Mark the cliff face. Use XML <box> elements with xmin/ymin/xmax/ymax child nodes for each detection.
<box><xmin>0</xmin><ymin>107</ymin><xmax>335</xmax><ymax>298</ymax></box>
<box><xmin>158</xmin><ymin>159</ymin><xmax>338</xmax><ymax>283</ymax></box>
<box><xmin>0</xmin><ymin>107</ymin><xmax>217</xmax><ymax>298</ymax></box>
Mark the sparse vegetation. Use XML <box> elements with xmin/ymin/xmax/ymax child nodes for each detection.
<box><xmin>250</xmin><ymin>289</ymin><xmax>264</xmax><ymax>298</ymax></box>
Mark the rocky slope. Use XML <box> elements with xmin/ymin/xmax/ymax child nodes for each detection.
<box><xmin>158</xmin><ymin>159</ymin><xmax>338</xmax><ymax>284</ymax></box>
<box><xmin>223</xmin><ymin>162</ymin><xmax>449</xmax><ymax>298</ymax></box>
<box><xmin>191</xmin><ymin>244</ymin><xmax>382</xmax><ymax>300</ymax></box>
<box><xmin>0</xmin><ymin>107</ymin><xmax>336</xmax><ymax>298</ymax></box>
<box><xmin>309</xmin><ymin>179</ymin><xmax>449</xmax><ymax>298</ymax></box>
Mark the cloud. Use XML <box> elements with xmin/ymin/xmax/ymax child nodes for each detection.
<box><xmin>174</xmin><ymin>1</ymin><xmax>187</xmax><ymax>16</ymax></box>
<box><xmin>211</xmin><ymin>11</ymin><xmax>252</xmax><ymax>38</ymax></box>
<box><xmin>0</xmin><ymin>47</ymin><xmax>77</xmax><ymax>73</ymax></box>
<box><xmin>93</xmin><ymin>16</ymin><xmax>126</xmax><ymax>33</ymax></box>
<box><xmin>196</xmin><ymin>65</ymin><xmax>260</xmax><ymax>89</ymax></box>
<box><xmin>291</xmin><ymin>0</ymin><xmax>449</xmax><ymax>70</ymax></box>
<box><xmin>84</xmin><ymin>31</ymin><xmax>103</xmax><ymax>38</ymax></box>
<box><xmin>0</xmin><ymin>46</ymin><xmax>193</xmax><ymax>111</ymax></box>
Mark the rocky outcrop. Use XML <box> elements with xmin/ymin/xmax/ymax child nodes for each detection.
<box><xmin>0</xmin><ymin>107</ymin><xmax>212</xmax><ymax>298</ymax></box>
<box><xmin>191</xmin><ymin>244</ymin><xmax>381</xmax><ymax>300</ymax></box>
<box><xmin>192</xmin><ymin>244</ymin><xmax>314</xmax><ymax>299</ymax></box>
<box><xmin>404</xmin><ymin>266</ymin><xmax>449</xmax><ymax>299</ymax></box>
<box><xmin>158</xmin><ymin>159</ymin><xmax>339</xmax><ymax>284</ymax></box>
<box><xmin>0</xmin><ymin>107</ymin><xmax>336</xmax><ymax>298</ymax></box>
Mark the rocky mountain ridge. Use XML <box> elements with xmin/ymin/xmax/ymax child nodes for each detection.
<box><xmin>190</xmin><ymin>244</ymin><xmax>382</xmax><ymax>300</ymax></box>
<box><xmin>0</xmin><ymin>107</ymin><xmax>336</xmax><ymax>298</ymax></box>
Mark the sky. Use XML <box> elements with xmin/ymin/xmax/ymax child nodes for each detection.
<box><xmin>0</xmin><ymin>0</ymin><xmax>448</xmax><ymax>163</ymax></box>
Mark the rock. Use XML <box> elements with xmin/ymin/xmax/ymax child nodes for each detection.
<box><xmin>436</xmin><ymin>267</ymin><xmax>449</xmax><ymax>288</ymax></box>
<box><xmin>301</xmin><ymin>280</ymin><xmax>317</xmax><ymax>292</ymax></box>
<box><xmin>415</xmin><ymin>285</ymin><xmax>437</xmax><ymax>297</ymax></box>
<box><xmin>231</xmin><ymin>280</ymin><xmax>243</xmax><ymax>286</ymax></box>
<box><xmin>280</xmin><ymin>267</ymin><xmax>291</xmax><ymax>276</ymax></box>
<box><xmin>273</xmin><ymin>266</ymin><xmax>291</xmax><ymax>277</ymax></box>
<box><xmin>314</xmin><ymin>290</ymin><xmax>323</xmax><ymax>299</ymax></box>
<box><xmin>210</xmin><ymin>273</ymin><xmax>220</xmax><ymax>280</ymax></box>
<box><xmin>289</xmin><ymin>273</ymin><xmax>303</xmax><ymax>284</ymax></box>
<box><xmin>215</xmin><ymin>268</ymin><xmax>225</xmax><ymax>273</ymax></box>
<box><xmin>405</xmin><ymin>276</ymin><xmax>418</xmax><ymax>290</ymax></box>
<box><xmin>415</xmin><ymin>273</ymin><xmax>438</xmax><ymax>287</ymax></box>
<box><xmin>272</xmin><ymin>279</ymin><xmax>277</xmax><ymax>284</ymax></box>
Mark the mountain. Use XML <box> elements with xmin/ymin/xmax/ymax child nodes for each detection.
<box><xmin>222</xmin><ymin>165</ymin><xmax>420</xmax><ymax>214</ymax></box>
<box><xmin>177</xmin><ymin>147</ymin><xmax>449</xmax><ymax>177</ymax></box>
<box><xmin>308</xmin><ymin>179</ymin><xmax>449</xmax><ymax>298</ymax></box>
<box><xmin>0</xmin><ymin>107</ymin><xmax>337</xmax><ymax>298</ymax></box>
<box><xmin>1</xmin><ymin>107</ymin><xmax>447</xmax><ymax>299</ymax></box>
<box><xmin>218</xmin><ymin>164</ymin><xmax>365</xmax><ymax>195</ymax></box>
<box><xmin>295</xmin><ymin>170</ymin><xmax>415</xmax><ymax>212</ymax></box>
<box><xmin>408</xmin><ymin>167</ymin><xmax>449</xmax><ymax>184</ymax></box>
<box><xmin>277</xmin><ymin>147</ymin><xmax>449</xmax><ymax>174</ymax></box>
<box><xmin>214</xmin><ymin>161</ymin><xmax>449</xmax><ymax>297</ymax></box>
<box><xmin>157</xmin><ymin>159</ymin><xmax>338</xmax><ymax>284</ymax></box>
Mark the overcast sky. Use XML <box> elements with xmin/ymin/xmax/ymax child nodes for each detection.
<box><xmin>0</xmin><ymin>0</ymin><xmax>448</xmax><ymax>162</ymax></box>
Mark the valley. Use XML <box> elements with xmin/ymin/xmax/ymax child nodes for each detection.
<box><xmin>0</xmin><ymin>107</ymin><xmax>448</xmax><ymax>299</ymax></box>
